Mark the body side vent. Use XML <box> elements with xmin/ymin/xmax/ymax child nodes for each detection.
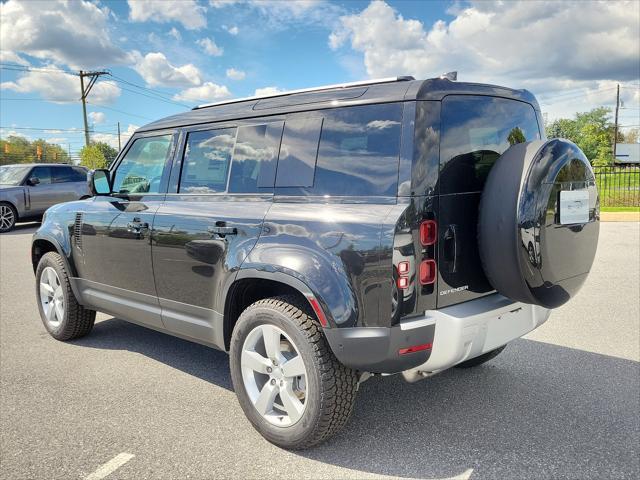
<box><xmin>74</xmin><ymin>212</ymin><xmax>83</xmax><ymax>251</ymax></box>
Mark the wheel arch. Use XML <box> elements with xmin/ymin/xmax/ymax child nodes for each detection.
<box><xmin>223</xmin><ymin>269</ymin><xmax>330</xmax><ymax>351</ymax></box>
<box><xmin>31</xmin><ymin>235</ymin><xmax>82</xmax><ymax>302</ymax></box>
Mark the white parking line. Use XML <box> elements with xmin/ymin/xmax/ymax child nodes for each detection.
<box><xmin>85</xmin><ymin>453</ymin><xmax>135</xmax><ymax>480</ymax></box>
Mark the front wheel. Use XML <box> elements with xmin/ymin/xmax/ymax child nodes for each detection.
<box><xmin>230</xmin><ymin>296</ymin><xmax>359</xmax><ymax>449</ymax></box>
<box><xmin>0</xmin><ymin>202</ymin><xmax>17</xmax><ymax>233</ymax></box>
<box><xmin>35</xmin><ymin>252</ymin><xmax>96</xmax><ymax>340</ymax></box>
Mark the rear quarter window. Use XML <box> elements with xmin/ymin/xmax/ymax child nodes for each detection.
<box><xmin>275</xmin><ymin>103</ymin><xmax>403</xmax><ymax>197</ymax></box>
<box><xmin>439</xmin><ymin>96</ymin><xmax>541</xmax><ymax>194</ymax></box>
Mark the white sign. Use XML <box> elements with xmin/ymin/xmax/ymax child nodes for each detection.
<box><xmin>559</xmin><ymin>190</ymin><xmax>590</xmax><ymax>224</ymax></box>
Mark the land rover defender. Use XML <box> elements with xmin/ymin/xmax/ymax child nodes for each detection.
<box><xmin>31</xmin><ymin>76</ymin><xmax>599</xmax><ymax>449</ymax></box>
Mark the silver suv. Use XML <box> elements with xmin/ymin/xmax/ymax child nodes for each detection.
<box><xmin>0</xmin><ymin>164</ymin><xmax>90</xmax><ymax>232</ymax></box>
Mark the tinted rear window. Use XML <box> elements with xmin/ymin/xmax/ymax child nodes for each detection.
<box><xmin>228</xmin><ymin>122</ymin><xmax>283</xmax><ymax>193</ymax></box>
<box><xmin>275</xmin><ymin>116</ymin><xmax>323</xmax><ymax>188</ymax></box>
<box><xmin>275</xmin><ymin>103</ymin><xmax>403</xmax><ymax>197</ymax></box>
<box><xmin>439</xmin><ymin>96</ymin><xmax>541</xmax><ymax>194</ymax></box>
<box><xmin>313</xmin><ymin>103</ymin><xmax>402</xmax><ymax>196</ymax></box>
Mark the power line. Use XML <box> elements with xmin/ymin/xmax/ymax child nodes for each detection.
<box><xmin>86</xmin><ymin>102</ymin><xmax>153</xmax><ymax>121</ymax></box>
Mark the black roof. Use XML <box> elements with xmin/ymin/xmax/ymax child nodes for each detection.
<box><xmin>138</xmin><ymin>78</ymin><xmax>539</xmax><ymax>133</ymax></box>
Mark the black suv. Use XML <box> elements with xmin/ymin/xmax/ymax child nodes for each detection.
<box><xmin>31</xmin><ymin>77</ymin><xmax>599</xmax><ymax>449</ymax></box>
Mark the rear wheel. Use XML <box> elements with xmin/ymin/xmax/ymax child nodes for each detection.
<box><xmin>455</xmin><ymin>345</ymin><xmax>506</xmax><ymax>369</ymax></box>
<box><xmin>230</xmin><ymin>295</ymin><xmax>359</xmax><ymax>449</ymax></box>
<box><xmin>35</xmin><ymin>252</ymin><xmax>95</xmax><ymax>340</ymax></box>
<box><xmin>0</xmin><ymin>202</ymin><xmax>17</xmax><ymax>233</ymax></box>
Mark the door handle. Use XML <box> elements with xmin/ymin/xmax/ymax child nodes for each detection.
<box><xmin>208</xmin><ymin>224</ymin><xmax>237</xmax><ymax>237</ymax></box>
<box><xmin>443</xmin><ymin>224</ymin><xmax>459</xmax><ymax>273</ymax></box>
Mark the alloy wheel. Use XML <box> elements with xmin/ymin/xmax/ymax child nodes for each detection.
<box><xmin>39</xmin><ymin>267</ymin><xmax>64</xmax><ymax>329</ymax></box>
<box><xmin>0</xmin><ymin>205</ymin><xmax>15</xmax><ymax>231</ymax></box>
<box><xmin>240</xmin><ymin>324</ymin><xmax>309</xmax><ymax>427</ymax></box>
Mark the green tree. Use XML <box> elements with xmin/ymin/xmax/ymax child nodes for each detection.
<box><xmin>545</xmin><ymin>107</ymin><xmax>614</xmax><ymax>165</ymax></box>
<box><xmin>1</xmin><ymin>136</ymin><xmax>70</xmax><ymax>165</ymax></box>
<box><xmin>507</xmin><ymin>127</ymin><xmax>526</xmax><ymax>145</ymax></box>
<box><xmin>79</xmin><ymin>144</ymin><xmax>107</xmax><ymax>169</ymax></box>
<box><xmin>93</xmin><ymin>142</ymin><xmax>118</xmax><ymax>165</ymax></box>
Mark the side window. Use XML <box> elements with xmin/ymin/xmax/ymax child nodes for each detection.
<box><xmin>179</xmin><ymin>128</ymin><xmax>236</xmax><ymax>194</ymax></box>
<box><xmin>275</xmin><ymin>115</ymin><xmax>323</xmax><ymax>188</ymax></box>
<box><xmin>314</xmin><ymin>104</ymin><xmax>402</xmax><ymax>196</ymax></box>
<box><xmin>228</xmin><ymin>122</ymin><xmax>283</xmax><ymax>193</ymax></box>
<box><xmin>30</xmin><ymin>166</ymin><xmax>52</xmax><ymax>184</ymax></box>
<box><xmin>112</xmin><ymin>134</ymin><xmax>173</xmax><ymax>194</ymax></box>
<box><xmin>71</xmin><ymin>167</ymin><xmax>88</xmax><ymax>182</ymax></box>
<box><xmin>52</xmin><ymin>167</ymin><xmax>74</xmax><ymax>183</ymax></box>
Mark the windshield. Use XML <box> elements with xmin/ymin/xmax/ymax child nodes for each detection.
<box><xmin>0</xmin><ymin>165</ymin><xmax>32</xmax><ymax>186</ymax></box>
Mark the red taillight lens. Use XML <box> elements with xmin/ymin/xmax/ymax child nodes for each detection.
<box><xmin>399</xmin><ymin>343</ymin><xmax>432</xmax><ymax>355</ymax></box>
<box><xmin>420</xmin><ymin>220</ymin><xmax>437</xmax><ymax>246</ymax></box>
<box><xmin>419</xmin><ymin>259</ymin><xmax>436</xmax><ymax>285</ymax></box>
<box><xmin>397</xmin><ymin>261</ymin><xmax>410</xmax><ymax>275</ymax></box>
<box><xmin>397</xmin><ymin>276</ymin><xmax>409</xmax><ymax>289</ymax></box>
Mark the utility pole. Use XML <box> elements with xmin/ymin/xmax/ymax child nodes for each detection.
<box><xmin>117</xmin><ymin>121</ymin><xmax>122</xmax><ymax>151</ymax></box>
<box><xmin>79</xmin><ymin>70</ymin><xmax>109</xmax><ymax>147</ymax></box>
<box><xmin>613</xmin><ymin>83</ymin><xmax>620</xmax><ymax>160</ymax></box>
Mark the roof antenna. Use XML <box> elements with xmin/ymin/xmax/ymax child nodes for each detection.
<box><xmin>440</xmin><ymin>71</ymin><xmax>457</xmax><ymax>81</ymax></box>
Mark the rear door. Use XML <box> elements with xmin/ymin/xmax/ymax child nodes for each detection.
<box><xmin>51</xmin><ymin>166</ymin><xmax>87</xmax><ymax>202</ymax></box>
<box><xmin>437</xmin><ymin>95</ymin><xmax>542</xmax><ymax>307</ymax></box>
<box><xmin>27</xmin><ymin>166</ymin><xmax>63</xmax><ymax>214</ymax></box>
<box><xmin>151</xmin><ymin>120</ymin><xmax>281</xmax><ymax>348</ymax></box>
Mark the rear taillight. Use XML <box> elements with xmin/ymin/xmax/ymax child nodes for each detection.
<box><xmin>420</xmin><ymin>220</ymin><xmax>437</xmax><ymax>246</ymax></box>
<box><xmin>420</xmin><ymin>259</ymin><xmax>436</xmax><ymax>285</ymax></box>
<box><xmin>397</xmin><ymin>276</ymin><xmax>409</xmax><ymax>289</ymax></box>
<box><xmin>399</xmin><ymin>343</ymin><xmax>432</xmax><ymax>355</ymax></box>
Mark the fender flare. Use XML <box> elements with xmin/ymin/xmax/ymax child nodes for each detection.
<box><xmin>230</xmin><ymin>267</ymin><xmax>332</xmax><ymax>322</ymax></box>
<box><xmin>31</xmin><ymin>232</ymin><xmax>83</xmax><ymax>301</ymax></box>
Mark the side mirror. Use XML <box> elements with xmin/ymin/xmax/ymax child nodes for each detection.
<box><xmin>88</xmin><ymin>169</ymin><xmax>111</xmax><ymax>196</ymax></box>
<box><xmin>27</xmin><ymin>177</ymin><xmax>40</xmax><ymax>186</ymax></box>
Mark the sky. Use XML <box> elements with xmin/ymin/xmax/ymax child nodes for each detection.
<box><xmin>1</xmin><ymin>0</ymin><xmax>639</xmax><ymax>161</ymax></box>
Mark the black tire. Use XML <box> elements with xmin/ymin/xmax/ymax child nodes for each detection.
<box><xmin>35</xmin><ymin>252</ymin><xmax>95</xmax><ymax>341</ymax></box>
<box><xmin>455</xmin><ymin>345</ymin><xmax>507</xmax><ymax>369</ymax></box>
<box><xmin>230</xmin><ymin>295</ymin><xmax>359</xmax><ymax>449</ymax></box>
<box><xmin>0</xmin><ymin>202</ymin><xmax>18</xmax><ymax>233</ymax></box>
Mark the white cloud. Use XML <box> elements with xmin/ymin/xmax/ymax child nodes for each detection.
<box><xmin>92</xmin><ymin>124</ymin><xmax>139</xmax><ymax>150</ymax></box>
<box><xmin>128</xmin><ymin>0</ymin><xmax>206</xmax><ymax>30</ymax></box>
<box><xmin>47</xmin><ymin>137</ymin><xmax>67</xmax><ymax>144</ymax></box>
<box><xmin>197</xmin><ymin>37</ymin><xmax>224</xmax><ymax>57</ymax></box>
<box><xmin>88</xmin><ymin>111</ymin><xmax>106</xmax><ymax>124</ymax></box>
<box><xmin>330</xmin><ymin>1</ymin><xmax>640</xmax><ymax>119</ymax></box>
<box><xmin>173</xmin><ymin>82</ymin><xmax>231</xmax><ymax>103</ymax></box>
<box><xmin>168</xmin><ymin>27</ymin><xmax>182</xmax><ymax>41</ymax></box>
<box><xmin>254</xmin><ymin>86</ymin><xmax>285</xmax><ymax>96</ymax></box>
<box><xmin>0</xmin><ymin>50</ymin><xmax>29</xmax><ymax>66</ymax></box>
<box><xmin>226</xmin><ymin>68</ymin><xmax>246</xmax><ymax>80</ymax></box>
<box><xmin>0</xmin><ymin>0</ymin><xmax>130</xmax><ymax>69</ymax></box>
<box><xmin>132</xmin><ymin>52</ymin><xmax>202</xmax><ymax>87</ymax></box>
<box><xmin>223</xmin><ymin>25</ymin><xmax>239</xmax><ymax>35</ymax></box>
<box><xmin>209</xmin><ymin>0</ymin><xmax>241</xmax><ymax>7</ymax></box>
<box><xmin>1</xmin><ymin>66</ymin><xmax>121</xmax><ymax>104</ymax></box>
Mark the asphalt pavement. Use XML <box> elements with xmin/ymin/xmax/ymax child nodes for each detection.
<box><xmin>1</xmin><ymin>221</ymin><xmax>638</xmax><ymax>480</ymax></box>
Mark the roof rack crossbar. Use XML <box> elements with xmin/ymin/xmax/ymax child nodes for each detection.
<box><xmin>193</xmin><ymin>76</ymin><xmax>415</xmax><ymax>110</ymax></box>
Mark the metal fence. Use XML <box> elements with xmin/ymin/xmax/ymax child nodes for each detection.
<box><xmin>593</xmin><ymin>165</ymin><xmax>640</xmax><ymax>207</ymax></box>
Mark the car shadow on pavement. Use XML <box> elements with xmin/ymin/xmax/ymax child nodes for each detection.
<box><xmin>75</xmin><ymin>318</ymin><xmax>639</xmax><ymax>480</ymax></box>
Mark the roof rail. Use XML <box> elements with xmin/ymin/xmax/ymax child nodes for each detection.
<box><xmin>193</xmin><ymin>76</ymin><xmax>415</xmax><ymax>110</ymax></box>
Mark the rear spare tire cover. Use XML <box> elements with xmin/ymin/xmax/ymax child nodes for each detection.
<box><xmin>478</xmin><ymin>139</ymin><xmax>599</xmax><ymax>308</ymax></box>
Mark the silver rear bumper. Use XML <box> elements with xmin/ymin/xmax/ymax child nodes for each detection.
<box><xmin>402</xmin><ymin>294</ymin><xmax>550</xmax><ymax>382</ymax></box>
